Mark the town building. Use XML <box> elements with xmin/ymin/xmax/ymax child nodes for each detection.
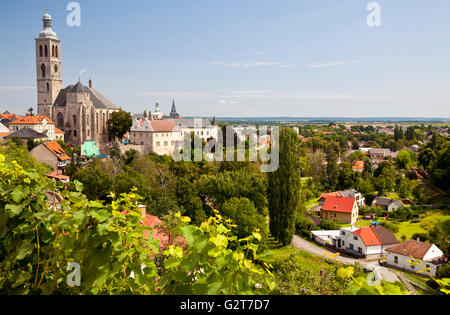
<box><xmin>173</xmin><ymin>118</ymin><xmax>218</xmax><ymax>143</ymax></box>
<box><xmin>352</xmin><ymin>160</ymin><xmax>365</xmax><ymax>173</ymax></box>
<box><xmin>8</xmin><ymin>115</ymin><xmax>56</xmax><ymax>141</ymax></box>
<box><xmin>386</xmin><ymin>240</ymin><xmax>447</xmax><ymax>277</ymax></box>
<box><xmin>35</xmin><ymin>11</ymin><xmax>119</xmax><ymax>149</ymax></box>
<box><xmin>311</xmin><ymin>224</ymin><xmax>399</xmax><ymax>259</ymax></box>
<box><xmin>5</xmin><ymin>128</ymin><xmax>48</xmax><ymax>143</ymax></box>
<box><xmin>372</xmin><ymin>197</ymin><xmax>404</xmax><ymax>212</ymax></box>
<box><xmin>320</xmin><ymin>195</ymin><xmax>359</xmax><ymax>225</ymax></box>
<box><xmin>29</xmin><ymin>141</ymin><xmax>71</xmax><ymax>175</ymax></box>
<box><xmin>130</xmin><ymin>119</ymin><xmax>183</xmax><ymax>156</ymax></box>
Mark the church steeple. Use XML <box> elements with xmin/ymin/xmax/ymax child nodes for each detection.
<box><xmin>170</xmin><ymin>99</ymin><xmax>180</xmax><ymax>118</ymax></box>
<box><xmin>36</xmin><ymin>9</ymin><xmax>62</xmax><ymax>119</ymax></box>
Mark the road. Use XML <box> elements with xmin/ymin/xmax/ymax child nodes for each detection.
<box><xmin>291</xmin><ymin>235</ymin><xmax>400</xmax><ymax>283</ymax></box>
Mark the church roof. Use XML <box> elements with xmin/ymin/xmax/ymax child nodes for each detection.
<box><xmin>53</xmin><ymin>82</ymin><xmax>118</xmax><ymax>110</ymax></box>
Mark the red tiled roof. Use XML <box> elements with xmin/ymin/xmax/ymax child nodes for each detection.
<box><xmin>10</xmin><ymin>115</ymin><xmax>54</xmax><ymax>125</ymax></box>
<box><xmin>322</xmin><ymin>196</ymin><xmax>356</xmax><ymax>213</ymax></box>
<box><xmin>44</xmin><ymin>142</ymin><xmax>71</xmax><ymax>161</ymax></box>
<box><xmin>353</xmin><ymin>226</ymin><xmax>382</xmax><ymax>246</ymax></box>
<box><xmin>141</xmin><ymin>214</ymin><xmax>186</xmax><ymax>249</ymax></box>
<box><xmin>0</xmin><ymin>113</ymin><xmax>19</xmax><ymax>120</ymax></box>
<box><xmin>319</xmin><ymin>191</ymin><xmax>343</xmax><ymax>200</ymax></box>
<box><xmin>385</xmin><ymin>240</ymin><xmax>433</xmax><ymax>260</ymax></box>
<box><xmin>0</xmin><ymin>132</ymin><xmax>9</xmax><ymax>137</ymax></box>
<box><xmin>47</xmin><ymin>171</ymin><xmax>70</xmax><ymax>181</ymax></box>
<box><xmin>352</xmin><ymin>160</ymin><xmax>365</xmax><ymax>170</ymax></box>
<box><xmin>150</xmin><ymin>120</ymin><xmax>178</xmax><ymax>132</ymax></box>
<box><xmin>55</xmin><ymin>128</ymin><xmax>65</xmax><ymax>134</ymax></box>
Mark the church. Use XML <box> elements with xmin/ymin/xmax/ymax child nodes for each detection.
<box><xmin>35</xmin><ymin>11</ymin><xmax>119</xmax><ymax>149</ymax></box>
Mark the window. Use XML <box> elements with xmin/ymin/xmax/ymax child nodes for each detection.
<box><xmin>358</xmin><ymin>247</ymin><xmax>362</xmax><ymax>254</ymax></box>
<box><xmin>41</xmin><ymin>64</ymin><xmax>46</xmax><ymax>78</ymax></box>
<box><xmin>45</xmin><ymin>45</ymin><xmax>48</xmax><ymax>57</ymax></box>
<box><xmin>52</xmin><ymin>45</ymin><xmax>55</xmax><ymax>57</ymax></box>
<box><xmin>349</xmin><ymin>244</ymin><xmax>354</xmax><ymax>250</ymax></box>
<box><xmin>164</xmin><ymin>141</ymin><xmax>168</xmax><ymax>147</ymax></box>
<box><xmin>156</xmin><ymin>142</ymin><xmax>160</xmax><ymax>147</ymax></box>
<box><xmin>341</xmin><ymin>231</ymin><xmax>345</xmax><ymax>236</ymax></box>
<box><xmin>57</xmin><ymin>113</ymin><xmax>64</xmax><ymax>128</ymax></box>
<box><xmin>39</xmin><ymin>45</ymin><xmax>43</xmax><ymax>57</ymax></box>
<box><xmin>54</xmin><ymin>64</ymin><xmax>58</xmax><ymax>73</ymax></box>
<box><xmin>47</xmin><ymin>83</ymin><xmax>50</xmax><ymax>92</ymax></box>
<box><xmin>353</xmin><ymin>236</ymin><xmax>358</xmax><ymax>241</ymax></box>
<box><xmin>394</xmin><ymin>256</ymin><xmax>398</xmax><ymax>264</ymax></box>
<box><xmin>73</xmin><ymin>130</ymin><xmax>77</xmax><ymax>137</ymax></box>
<box><xmin>55</xmin><ymin>46</ymin><xmax>58</xmax><ymax>58</ymax></box>
<box><xmin>73</xmin><ymin>115</ymin><xmax>77</xmax><ymax>126</ymax></box>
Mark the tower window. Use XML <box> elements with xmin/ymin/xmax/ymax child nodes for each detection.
<box><xmin>73</xmin><ymin>115</ymin><xmax>77</xmax><ymax>126</ymax></box>
<box><xmin>47</xmin><ymin>83</ymin><xmax>49</xmax><ymax>92</ymax></box>
<box><xmin>41</xmin><ymin>64</ymin><xmax>46</xmax><ymax>78</ymax></box>
<box><xmin>74</xmin><ymin>130</ymin><xmax>77</xmax><ymax>137</ymax></box>
<box><xmin>45</xmin><ymin>45</ymin><xmax>48</xmax><ymax>57</ymax></box>
<box><xmin>55</xmin><ymin>46</ymin><xmax>58</xmax><ymax>58</ymax></box>
<box><xmin>52</xmin><ymin>46</ymin><xmax>55</xmax><ymax>57</ymax></box>
<box><xmin>54</xmin><ymin>64</ymin><xmax>58</xmax><ymax>73</ymax></box>
<box><xmin>39</xmin><ymin>45</ymin><xmax>43</xmax><ymax>57</ymax></box>
<box><xmin>57</xmin><ymin>113</ymin><xmax>64</xmax><ymax>128</ymax></box>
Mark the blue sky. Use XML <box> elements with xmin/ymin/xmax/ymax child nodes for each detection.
<box><xmin>0</xmin><ymin>0</ymin><xmax>449</xmax><ymax>117</ymax></box>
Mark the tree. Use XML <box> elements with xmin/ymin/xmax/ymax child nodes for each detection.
<box><xmin>267</xmin><ymin>128</ymin><xmax>301</xmax><ymax>246</ymax></box>
<box><xmin>176</xmin><ymin>177</ymin><xmax>204</xmax><ymax>225</ymax></box>
<box><xmin>107</xmin><ymin>110</ymin><xmax>132</xmax><ymax>140</ymax></box>
<box><xmin>72</xmin><ymin>160</ymin><xmax>113</xmax><ymax>200</ymax></box>
<box><xmin>395</xmin><ymin>150</ymin><xmax>418</xmax><ymax>169</ymax></box>
<box><xmin>221</xmin><ymin>197</ymin><xmax>268</xmax><ymax>240</ymax></box>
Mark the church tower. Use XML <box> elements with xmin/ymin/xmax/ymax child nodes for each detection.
<box><xmin>35</xmin><ymin>10</ymin><xmax>62</xmax><ymax>119</ymax></box>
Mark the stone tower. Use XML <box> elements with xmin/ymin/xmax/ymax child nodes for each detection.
<box><xmin>35</xmin><ymin>10</ymin><xmax>62</xmax><ymax>119</ymax></box>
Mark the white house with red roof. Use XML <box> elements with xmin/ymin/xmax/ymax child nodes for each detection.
<box><xmin>337</xmin><ymin>224</ymin><xmax>399</xmax><ymax>258</ymax></box>
<box><xmin>320</xmin><ymin>195</ymin><xmax>359</xmax><ymax>225</ymax></box>
<box><xmin>8</xmin><ymin>115</ymin><xmax>56</xmax><ymax>141</ymax></box>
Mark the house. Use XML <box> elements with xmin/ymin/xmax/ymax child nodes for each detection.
<box><xmin>5</xmin><ymin>127</ymin><xmax>48</xmax><ymax>143</ymax></box>
<box><xmin>320</xmin><ymin>195</ymin><xmax>359</xmax><ymax>225</ymax></box>
<box><xmin>130</xmin><ymin>119</ymin><xmax>183</xmax><ymax>156</ymax></box>
<box><xmin>337</xmin><ymin>224</ymin><xmax>399</xmax><ymax>258</ymax></box>
<box><xmin>0</xmin><ymin>122</ymin><xmax>9</xmax><ymax>134</ymax></box>
<box><xmin>319</xmin><ymin>189</ymin><xmax>365</xmax><ymax>207</ymax></box>
<box><xmin>352</xmin><ymin>160</ymin><xmax>365</xmax><ymax>173</ymax></box>
<box><xmin>386</xmin><ymin>240</ymin><xmax>447</xmax><ymax>277</ymax></box>
<box><xmin>8</xmin><ymin>115</ymin><xmax>57</xmax><ymax>141</ymax></box>
<box><xmin>55</xmin><ymin>127</ymin><xmax>65</xmax><ymax>141</ymax></box>
<box><xmin>372</xmin><ymin>197</ymin><xmax>404</xmax><ymax>212</ymax></box>
<box><xmin>368</xmin><ymin>148</ymin><xmax>392</xmax><ymax>163</ymax></box>
<box><xmin>29</xmin><ymin>141</ymin><xmax>71</xmax><ymax>174</ymax></box>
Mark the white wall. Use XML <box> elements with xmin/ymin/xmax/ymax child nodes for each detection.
<box><xmin>386</xmin><ymin>252</ymin><xmax>441</xmax><ymax>277</ymax></box>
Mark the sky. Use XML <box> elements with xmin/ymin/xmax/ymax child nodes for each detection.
<box><xmin>0</xmin><ymin>0</ymin><xmax>449</xmax><ymax>118</ymax></box>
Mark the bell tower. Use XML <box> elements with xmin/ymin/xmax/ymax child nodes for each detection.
<box><xmin>35</xmin><ymin>10</ymin><xmax>62</xmax><ymax>119</ymax></box>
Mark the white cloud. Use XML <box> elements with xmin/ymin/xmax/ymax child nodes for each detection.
<box><xmin>309</xmin><ymin>61</ymin><xmax>346</xmax><ymax>68</ymax></box>
<box><xmin>210</xmin><ymin>61</ymin><xmax>295</xmax><ymax>69</ymax></box>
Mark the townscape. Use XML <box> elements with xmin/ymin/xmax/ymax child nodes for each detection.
<box><xmin>0</xmin><ymin>6</ymin><xmax>449</xmax><ymax>298</ymax></box>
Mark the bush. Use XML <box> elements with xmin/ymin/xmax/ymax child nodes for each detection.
<box><xmin>437</xmin><ymin>264</ymin><xmax>450</xmax><ymax>279</ymax></box>
<box><xmin>296</xmin><ymin>217</ymin><xmax>315</xmax><ymax>236</ymax></box>
<box><xmin>319</xmin><ymin>220</ymin><xmax>341</xmax><ymax>230</ymax></box>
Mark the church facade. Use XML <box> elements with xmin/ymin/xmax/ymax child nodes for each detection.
<box><xmin>35</xmin><ymin>11</ymin><xmax>118</xmax><ymax>149</ymax></box>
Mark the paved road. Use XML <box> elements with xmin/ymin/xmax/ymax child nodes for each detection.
<box><xmin>291</xmin><ymin>235</ymin><xmax>400</xmax><ymax>283</ymax></box>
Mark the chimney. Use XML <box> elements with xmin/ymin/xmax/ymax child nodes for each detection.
<box><xmin>139</xmin><ymin>205</ymin><xmax>147</xmax><ymax>218</ymax></box>
<box><xmin>89</xmin><ymin>79</ymin><xmax>93</xmax><ymax>88</ymax></box>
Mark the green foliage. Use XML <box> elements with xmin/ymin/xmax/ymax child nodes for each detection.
<box><xmin>319</xmin><ymin>220</ymin><xmax>341</xmax><ymax>231</ymax></box>
<box><xmin>395</xmin><ymin>150</ymin><xmax>418</xmax><ymax>169</ymax></box>
<box><xmin>0</xmin><ymin>154</ymin><xmax>274</xmax><ymax>295</ymax></box>
<box><xmin>295</xmin><ymin>217</ymin><xmax>315</xmax><ymax>237</ymax></box>
<box><xmin>107</xmin><ymin>110</ymin><xmax>133</xmax><ymax>140</ymax></box>
<box><xmin>221</xmin><ymin>197</ymin><xmax>268</xmax><ymax>240</ymax></box>
<box><xmin>268</xmin><ymin>128</ymin><xmax>302</xmax><ymax>246</ymax></box>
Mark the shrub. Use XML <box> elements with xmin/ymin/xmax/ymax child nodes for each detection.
<box><xmin>319</xmin><ymin>220</ymin><xmax>341</xmax><ymax>231</ymax></box>
<box><xmin>381</xmin><ymin>221</ymin><xmax>399</xmax><ymax>233</ymax></box>
<box><xmin>296</xmin><ymin>217</ymin><xmax>315</xmax><ymax>236</ymax></box>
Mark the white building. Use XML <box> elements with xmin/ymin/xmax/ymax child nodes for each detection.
<box><xmin>173</xmin><ymin>118</ymin><xmax>218</xmax><ymax>142</ymax></box>
<box><xmin>386</xmin><ymin>240</ymin><xmax>447</xmax><ymax>277</ymax></box>
<box><xmin>8</xmin><ymin>115</ymin><xmax>56</xmax><ymax>141</ymax></box>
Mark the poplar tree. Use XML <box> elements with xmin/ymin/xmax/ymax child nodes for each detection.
<box><xmin>267</xmin><ymin>128</ymin><xmax>302</xmax><ymax>246</ymax></box>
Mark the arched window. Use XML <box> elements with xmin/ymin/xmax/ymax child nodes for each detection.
<box><xmin>52</xmin><ymin>46</ymin><xmax>55</xmax><ymax>57</ymax></box>
<box><xmin>73</xmin><ymin>115</ymin><xmax>77</xmax><ymax>126</ymax></box>
<box><xmin>41</xmin><ymin>64</ymin><xmax>46</xmax><ymax>78</ymax></box>
<box><xmin>39</xmin><ymin>45</ymin><xmax>43</xmax><ymax>57</ymax></box>
<box><xmin>73</xmin><ymin>130</ymin><xmax>77</xmax><ymax>137</ymax></box>
<box><xmin>57</xmin><ymin>113</ymin><xmax>64</xmax><ymax>128</ymax></box>
<box><xmin>44</xmin><ymin>45</ymin><xmax>48</xmax><ymax>57</ymax></box>
<box><xmin>46</xmin><ymin>83</ymin><xmax>49</xmax><ymax>92</ymax></box>
<box><xmin>55</xmin><ymin>46</ymin><xmax>58</xmax><ymax>58</ymax></box>
<box><xmin>54</xmin><ymin>64</ymin><xmax>58</xmax><ymax>73</ymax></box>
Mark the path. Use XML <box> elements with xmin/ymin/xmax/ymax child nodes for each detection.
<box><xmin>291</xmin><ymin>235</ymin><xmax>400</xmax><ymax>283</ymax></box>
